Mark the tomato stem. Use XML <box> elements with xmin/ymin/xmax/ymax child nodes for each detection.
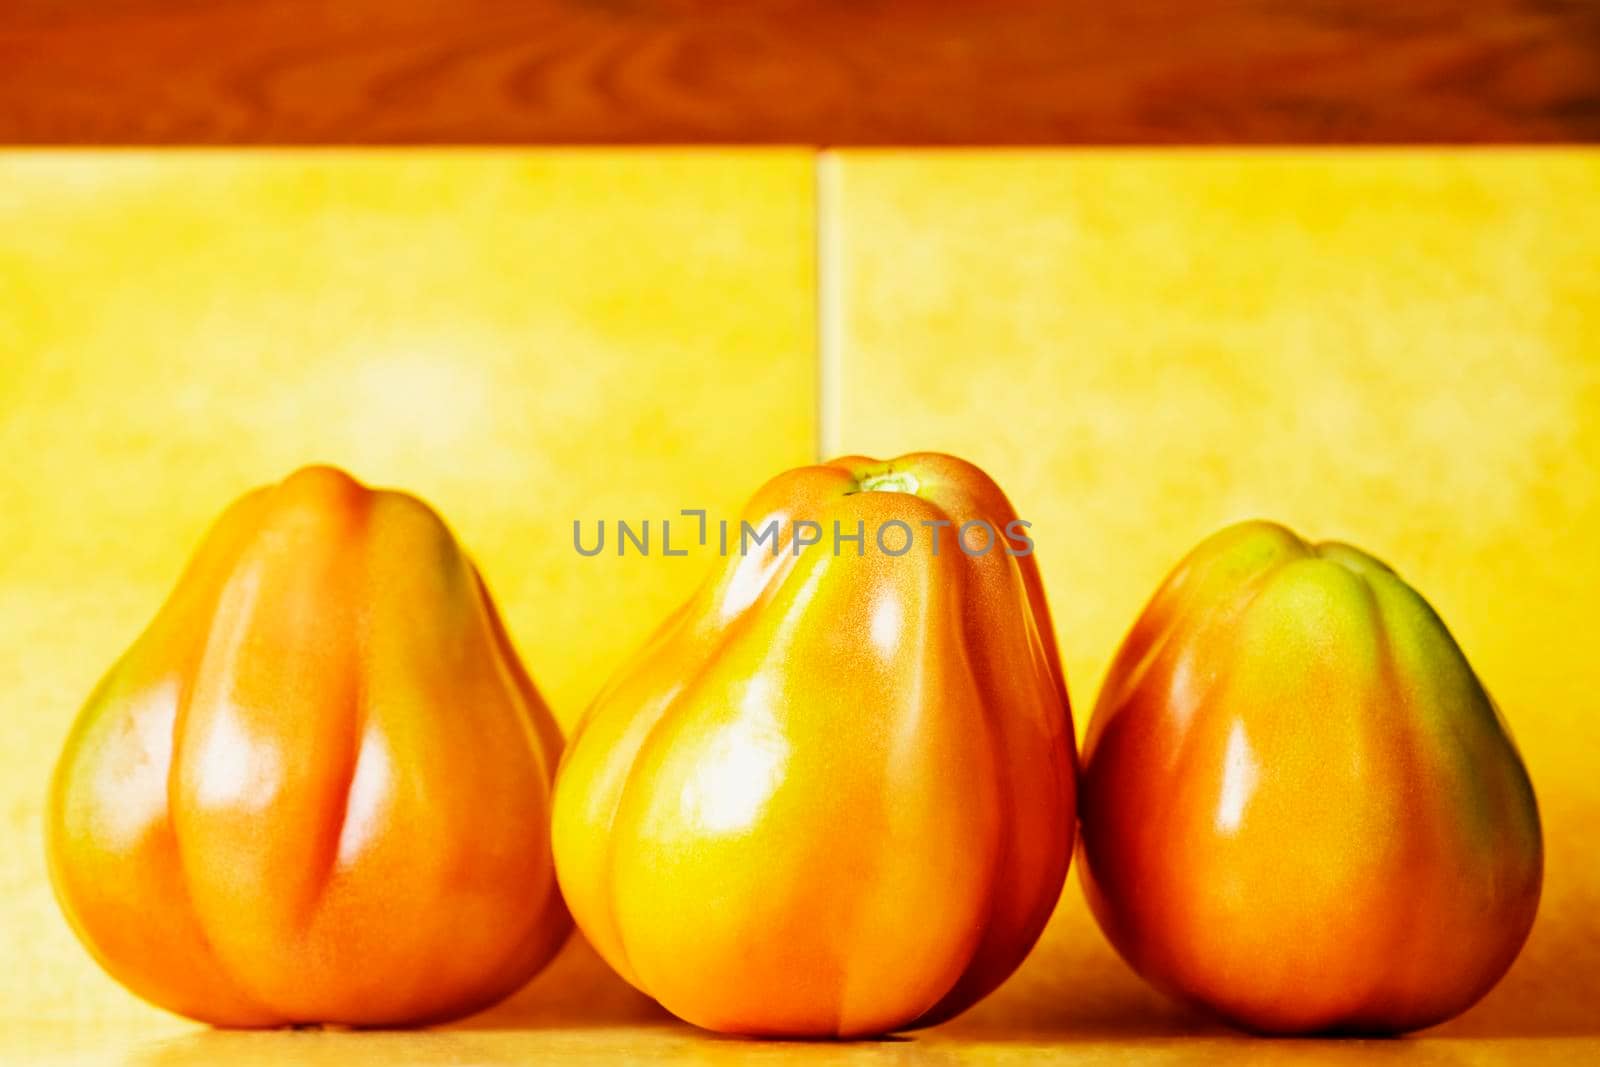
<box><xmin>857</xmin><ymin>470</ymin><xmax>921</xmax><ymax>495</ymax></box>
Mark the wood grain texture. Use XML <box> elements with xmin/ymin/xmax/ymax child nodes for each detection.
<box><xmin>2</xmin><ymin>1</ymin><xmax>1598</xmax><ymax>144</ymax></box>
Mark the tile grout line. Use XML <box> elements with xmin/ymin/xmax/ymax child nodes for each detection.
<box><xmin>814</xmin><ymin>151</ymin><xmax>841</xmax><ymax>463</ymax></box>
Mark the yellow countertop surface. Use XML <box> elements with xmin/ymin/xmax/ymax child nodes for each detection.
<box><xmin>3</xmin><ymin>1020</ymin><xmax>1596</xmax><ymax>1067</ymax></box>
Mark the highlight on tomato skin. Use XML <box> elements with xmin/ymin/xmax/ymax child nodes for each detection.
<box><xmin>550</xmin><ymin>452</ymin><xmax>1078</xmax><ymax>1039</ymax></box>
<box><xmin>45</xmin><ymin>465</ymin><xmax>570</xmax><ymax>1028</ymax></box>
<box><xmin>1077</xmin><ymin>520</ymin><xmax>1543</xmax><ymax>1036</ymax></box>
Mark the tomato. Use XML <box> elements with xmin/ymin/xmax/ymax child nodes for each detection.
<box><xmin>552</xmin><ymin>452</ymin><xmax>1077</xmax><ymax>1037</ymax></box>
<box><xmin>1079</xmin><ymin>520</ymin><xmax>1542</xmax><ymax>1034</ymax></box>
<box><xmin>46</xmin><ymin>466</ymin><xmax>568</xmax><ymax>1026</ymax></box>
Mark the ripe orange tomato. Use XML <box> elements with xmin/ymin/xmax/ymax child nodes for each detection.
<box><xmin>552</xmin><ymin>452</ymin><xmax>1078</xmax><ymax>1037</ymax></box>
<box><xmin>47</xmin><ymin>466</ymin><xmax>569</xmax><ymax>1026</ymax></box>
<box><xmin>1079</xmin><ymin>521</ymin><xmax>1542</xmax><ymax>1034</ymax></box>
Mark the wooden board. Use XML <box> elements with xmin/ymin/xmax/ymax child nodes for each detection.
<box><xmin>3</xmin><ymin>0</ymin><xmax>1598</xmax><ymax>144</ymax></box>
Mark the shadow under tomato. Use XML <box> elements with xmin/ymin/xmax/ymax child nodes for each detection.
<box><xmin>449</xmin><ymin>932</ymin><xmax>672</xmax><ymax>1030</ymax></box>
<box><xmin>697</xmin><ymin>1030</ymin><xmax>911</xmax><ymax>1045</ymax></box>
<box><xmin>922</xmin><ymin>964</ymin><xmax>1223</xmax><ymax>1043</ymax></box>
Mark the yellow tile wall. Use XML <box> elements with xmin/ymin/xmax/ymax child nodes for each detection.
<box><xmin>2</xmin><ymin>149</ymin><xmax>1597</xmax><ymax>1056</ymax></box>
<box><xmin>825</xmin><ymin>149</ymin><xmax>1600</xmax><ymax>1038</ymax></box>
